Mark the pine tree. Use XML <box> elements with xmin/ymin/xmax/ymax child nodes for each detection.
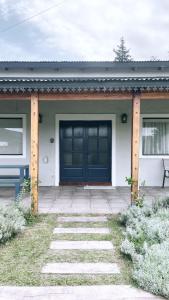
<box><xmin>113</xmin><ymin>37</ymin><xmax>132</xmax><ymax>62</ymax></box>
<box><xmin>150</xmin><ymin>56</ymin><xmax>160</xmax><ymax>61</ymax></box>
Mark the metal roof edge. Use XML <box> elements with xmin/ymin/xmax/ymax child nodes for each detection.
<box><xmin>1</xmin><ymin>60</ymin><xmax>169</xmax><ymax>70</ymax></box>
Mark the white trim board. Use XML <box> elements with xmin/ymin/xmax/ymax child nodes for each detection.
<box><xmin>55</xmin><ymin>114</ymin><xmax>116</xmax><ymax>187</ymax></box>
<box><xmin>0</xmin><ymin>114</ymin><xmax>27</xmax><ymax>159</ymax></box>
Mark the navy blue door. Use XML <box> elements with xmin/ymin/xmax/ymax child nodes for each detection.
<box><xmin>60</xmin><ymin>121</ymin><xmax>111</xmax><ymax>183</ymax></box>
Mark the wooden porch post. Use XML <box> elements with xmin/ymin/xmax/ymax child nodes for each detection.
<box><xmin>31</xmin><ymin>93</ymin><xmax>39</xmax><ymax>214</ymax></box>
<box><xmin>131</xmin><ymin>92</ymin><xmax>141</xmax><ymax>203</ymax></box>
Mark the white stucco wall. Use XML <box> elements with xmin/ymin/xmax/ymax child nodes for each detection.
<box><xmin>0</xmin><ymin>99</ymin><xmax>169</xmax><ymax>186</ymax></box>
<box><xmin>140</xmin><ymin>100</ymin><xmax>169</xmax><ymax>187</ymax></box>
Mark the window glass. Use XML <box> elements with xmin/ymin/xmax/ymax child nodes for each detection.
<box><xmin>88</xmin><ymin>153</ymin><xmax>98</xmax><ymax>165</ymax></box>
<box><xmin>64</xmin><ymin>127</ymin><xmax>72</xmax><ymax>137</ymax></box>
<box><xmin>63</xmin><ymin>153</ymin><xmax>72</xmax><ymax>166</ymax></box>
<box><xmin>88</xmin><ymin>127</ymin><xmax>97</xmax><ymax>137</ymax></box>
<box><xmin>142</xmin><ymin>118</ymin><xmax>169</xmax><ymax>155</ymax></box>
<box><xmin>88</xmin><ymin>138</ymin><xmax>97</xmax><ymax>152</ymax></box>
<box><xmin>99</xmin><ymin>138</ymin><xmax>108</xmax><ymax>152</ymax></box>
<box><xmin>73</xmin><ymin>153</ymin><xmax>83</xmax><ymax>166</ymax></box>
<box><xmin>63</xmin><ymin>138</ymin><xmax>72</xmax><ymax>152</ymax></box>
<box><xmin>99</xmin><ymin>125</ymin><xmax>108</xmax><ymax>137</ymax></box>
<box><xmin>0</xmin><ymin>118</ymin><xmax>23</xmax><ymax>155</ymax></box>
<box><xmin>99</xmin><ymin>153</ymin><xmax>108</xmax><ymax>165</ymax></box>
<box><xmin>73</xmin><ymin>138</ymin><xmax>83</xmax><ymax>152</ymax></box>
<box><xmin>74</xmin><ymin>127</ymin><xmax>83</xmax><ymax>137</ymax></box>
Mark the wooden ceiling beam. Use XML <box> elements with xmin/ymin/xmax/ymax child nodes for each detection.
<box><xmin>0</xmin><ymin>92</ymin><xmax>132</xmax><ymax>101</ymax></box>
<box><xmin>0</xmin><ymin>94</ymin><xmax>30</xmax><ymax>100</ymax></box>
<box><xmin>39</xmin><ymin>92</ymin><xmax>132</xmax><ymax>101</ymax></box>
<box><xmin>141</xmin><ymin>92</ymin><xmax>169</xmax><ymax>100</ymax></box>
<box><xmin>0</xmin><ymin>91</ymin><xmax>169</xmax><ymax>101</ymax></box>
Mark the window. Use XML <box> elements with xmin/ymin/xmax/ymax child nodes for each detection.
<box><xmin>0</xmin><ymin>115</ymin><xmax>26</xmax><ymax>156</ymax></box>
<box><xmin>142</xmin><ymin>118</ymin><xmax>169</xmax><ymax>156</ymax></box>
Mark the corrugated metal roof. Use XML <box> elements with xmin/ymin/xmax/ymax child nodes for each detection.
<box><xmin>0</xmin><ymin>77</ymin><xmax>169</xmax><ymax>93</ymax></box>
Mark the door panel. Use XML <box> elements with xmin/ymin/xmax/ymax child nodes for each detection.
<box><xmin>60</xmin><ymin>121</ymin><xmax>111</xmax><ymax>183</ymax></box>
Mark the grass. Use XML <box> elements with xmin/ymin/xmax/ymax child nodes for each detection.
<box><xmin>60</xmin><ymin>222</ymin><xmax>109</xmax><ymax>228</ymax></box>
<box><xmin>0</xmin><ymin>214</ymin><xmax>132</xmax><ymax>286</ymax></box>
<box><xmin>52</xmin><ymin>233</ymin><xmax>112</xmax><ymax>240</ymax></box>
<box><xmin>0</xmin><ymin>214</ymin><xmax>56</xmax><ymax>286</ymax></box>
<box><xmin>41</xmin><ymin>274</ymin><xmax>125</xmax><ymax>286</ymax></box>
<box><xmin>108</xmin><ymin>216</ymin><xmax>133</xmax><ymax>285</ymax></box>
<box><xmin>46</xmin><ymin>250</ymin><xmax>116</xmax><ymax>263</ymax></box>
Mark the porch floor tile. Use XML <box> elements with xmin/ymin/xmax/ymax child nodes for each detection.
<box><xmin>1</xmin><ymin>186</ymin><xmax>169</xmax><ymax>214</ymax></box>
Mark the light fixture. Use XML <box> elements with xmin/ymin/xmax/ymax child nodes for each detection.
<box><xmin>39</xmin><ymin>114</ymin><xmax>43</xmax><ymax>124</ymax></box>
<box><xmin>121</xmin><ymin>113</ymin><xmax>128</xmax><ymax>124</ymax></box>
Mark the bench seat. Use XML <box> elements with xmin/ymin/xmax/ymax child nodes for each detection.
<box><xmin>0</xmin><ymin>165</ymin><xmax>29</xmax><ymax>200</ymax></box>
<box><xmin>0</xmin><ymin>178</ymin><xmax>24</xmax><ymax>199</ymax></box>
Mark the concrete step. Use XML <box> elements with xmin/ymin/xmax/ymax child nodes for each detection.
<box><xmin>53</xmin><ymin>227</ymin><xmax>110</xmax><ymax>234</ymax></box>
<box><xmin>50</xmin><ymin>240</ymin><xmax>113</xmax><ymax>250</ymax></box>
<box><xmin>57</xmin><ymin>216</ymin><xmax>108</xmax><ymax>223</ymax></box>
<box><xmin>0</xmin><ymin>285</ymin><xmax>163</xmax><ymax>300</ymax></box>
<box><xmin>42</xmin><ymin>263</ymin><xmax>120</xmax><ymax>274</ymax></box>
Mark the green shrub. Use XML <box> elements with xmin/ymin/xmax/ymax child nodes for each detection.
<box><xmin>14</xmin><ymin>201</ymin><xmax>33</xmax><ymax>223</ymax></box>
<box><xmin>133</xmin><ymin>241</ymin><xmax>169</xmax><ymax>298</ymax></box>
<box><xmin>152</xmin><ymin>197</ymin><xmax>169</xmax><ymax>212</ymax></box>
<box><xmin>120</xmin><ymin>204</ymin><xmax>152</xmax><ymax>225</ymax></box>
<box><xmin>0</xmin><ymin>204</ymin><xmax>26</xmax><ymax>244</ymax></box>
<box><xmin>120</xmin><ymin>197</ymin><xmax>169</xmax><ymax>298</ymax></box>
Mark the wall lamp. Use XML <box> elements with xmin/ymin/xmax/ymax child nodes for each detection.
<box><xmin>39</xmin><ymin>114</ymin><xmax>43</xmax><ymax>124</ymax></box>
<box><xmin>121</xmin><ymin>113</ymin><xmax>128</xmax><ymax>124</ymax></box>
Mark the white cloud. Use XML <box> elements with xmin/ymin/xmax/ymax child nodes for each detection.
<box><xmin>0</xmin><ymin>0</ymin><xmax>169</xmax><ymax>60</ymax></box>
<box><xmin>0</xmin><ymin>39</ymin><xmax>38</xmax><ymax>60</ymax></box>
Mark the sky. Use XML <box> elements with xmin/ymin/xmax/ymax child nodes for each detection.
<box><xmin>0</xmin><ymin>0</ymin><xmax>169</xmax><ymax>61</ymax></box>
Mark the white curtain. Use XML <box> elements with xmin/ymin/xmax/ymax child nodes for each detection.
<box><xmin>142</xmin><ymin>119</ymin><xmax>169</xmax><ymax>155</ymax></box>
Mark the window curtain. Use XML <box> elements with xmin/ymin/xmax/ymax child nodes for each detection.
<box><xmin>142</xmin><ymin>119</ymin><xmax>169</xmax><ymax>155</ymax></box>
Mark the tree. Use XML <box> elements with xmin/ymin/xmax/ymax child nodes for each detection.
<box><xmin>150</xmin><ymin>56</ymin><xmax>160</xmax><ymax>61</ymax></box>
<box><xmin>113</xmin><ymin>37</ymin><xmax>132</xmax><ymax>62</ymax></box>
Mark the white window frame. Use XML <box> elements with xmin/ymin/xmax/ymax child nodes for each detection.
<box><xmin>140</xmin><ymin>114</ymin><xmax>169</xmax><ymax>158</ymax></box>
<box><xmin>0</xmin><ymin>114</ymin><xmax>27</xmax><ymax>158</ymax></box>
<box><xmin>55</xmin><ymin>114</ymin><xmax>116</xmax><ymax>187</ymax></box>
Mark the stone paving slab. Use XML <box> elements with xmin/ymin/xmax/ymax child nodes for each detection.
<box><xmin>0</xmin><ymin>285</ymin><xmax>163</xmax><ymax>300</ymax></box>
<box><xmin>50</xmin><ymin>240</ymin><xmax>113</xmax><ymax>250</ymax></box>
<box><xmin>3</xmin><ymin>186</ymin><xmax>169</xmax><ymax>215</ymax></box>
<box><xmin>53</xmin><ymin>227</ymin><xmax>110</xmax><ymax>234</ymax></box>
<box><xmin>41</xmin><ymin>263</ymin><xmax>120</xmax><ymax>274</ymax></box>
<box><xmin>57</xmin><ymin>216</ymin><xmax>108</xmax><ymax>222</ymax></box>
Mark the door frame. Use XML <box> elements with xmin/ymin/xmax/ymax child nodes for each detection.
<box><xmin>55</xmin><ymin>114</ymin><xmax>116</xmax><ymax>187</ymax></box>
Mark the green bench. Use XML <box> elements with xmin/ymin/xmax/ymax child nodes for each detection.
<box><xmin>0</xmin><ymin>165</ymin><xmax>29</xmax><ymax>200</ymax></box>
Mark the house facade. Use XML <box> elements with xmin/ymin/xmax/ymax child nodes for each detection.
<box><xmin>1</xmin><ymin>61</ymin><xmax>169</xmax><ymax>212</ymax></box>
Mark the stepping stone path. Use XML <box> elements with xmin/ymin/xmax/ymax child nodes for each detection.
<box><xmin>50</xmin><ymin>240</ymin><xmax>114</xmax><ymax>250</ymax></box>
<box><xmin>57</xmin><ymin>216</ymin><xmax>107</xmax><ymax>223</ymax></box>
<box><xmin>40</xmin><ymin>215</ymin><xmax>162</xmax><ymax>299</ymax></box>
<box><xmin>53</xmin><ymin>227</ymin><xmax>109</xmax><ymax>234</ymax></box>
<box><xmin>42</xmin><ymin>215</ymin><xmax>119</xmax><ymax>276</ymax></box>
<box><xmin>0</xmin><ymin>286</ymin><xmax>163</xmax><ymax>300</ymax></box>
<box><xmin>42</xmin><ymin>262</ymin><xmax>120</xmax><ymax>274</ymax></box>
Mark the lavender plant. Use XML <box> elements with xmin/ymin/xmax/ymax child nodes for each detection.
<box><xmin>120</xmin><ymin>197</ymin><xmax>169</xmax><ymax>298</ymax></box>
